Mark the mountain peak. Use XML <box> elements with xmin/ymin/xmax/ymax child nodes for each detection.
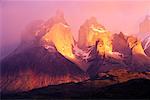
<box><xmin>142</xmin><ymin>35</ymin><xmax>150</xmax><ymax>57</ymax></box>
<box><xmin>86</xmin><ymin>17</ymin><xmax>105</xmax><ymax>29</ymax></box>
<box><xmin>127</xmin><ymin>36</ymin><xmax>144</xmax><ymax>54</ymax></box>
<box><xmin>42</xmin><ymin>22</ymin><xmax>75</xmax><ymax>60</ymax></box>
<box><xmin>1</xmin><ymin>11</ymin><xmax>150</xmax><ymax>95</ymax></box>
<box><xmin>78</xmin><ymin>17</ymin><xmax>112</xmax><ymax>57</ymax></box>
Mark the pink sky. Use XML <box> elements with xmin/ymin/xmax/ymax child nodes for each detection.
<box><xmin>0</xmin><ymin>0</ymin><xmax>150</xmax><ymax>58</ymax></box>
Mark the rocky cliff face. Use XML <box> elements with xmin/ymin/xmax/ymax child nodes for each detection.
<box><xmin>78</xmin><ymin>17</ymin><xmax>112</xmax><ymax>56</ymax></box>
<box><xmin>1</xmin><ymin>46</ymin><xmax>88</xmax><ymax>93</ymax></box>
<box><xmin>42</xmin><ymin>23</ymin><xmax>75</xmax><ymax>60</ymax></box>
<box><xmin>127</xmin><ymin>36</ymin><xmax>150</xmax><ymax>66</ymax></box>
<box><xmin>1</xmin><ymin>11</ymin><xmax>150</xmax><ymax>94</ymax></box>
<box><xmin>142</xmin><ymin>35</ymin><xmax>150</xmax><ymax>57</ymax></box>
<box><xmin>0</xmin><ymin>11</ymin><xmax>88</xmax><ymax>94</ymax></box>
<box><xmin>87</xmin><ymin>34</ymin><xmax>150</xmax><ymax>78</ymax></box>
<box><xmin>112</xmin><ymin>32</ymin><xmax>131</xmax><ymax>55</ymax></box>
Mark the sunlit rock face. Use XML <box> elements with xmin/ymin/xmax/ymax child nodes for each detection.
<box><xmin>37</xmin><ymin>10</ymin><xmax>76</xmax><ymax>61</ymax></box>
<box><xmin>78</xmin><ymin>17</ymin><xmax>112</xmax><ymax>56</ymax></box>
<box><xmin>0</xmin><ymin>11</ymin><xmax>89</xmax><ymax>94</ymax></box>
<box><xmin>127</xmin><ymin>36</ymin><xmax>145</xmax><ymax>55</ymax></box>
<box><xmin>142</xmin><ymin>35</ymin><xmax>150</xmax><ymax>57</ymax></box>
<box><xmin>17</xmin><ymin>10</ymin><xmax>68</xmax><ymax>53</ymax></box>
<box><xmin>112</xmin><ymin>33</ymin><xmax>150</xmax><ymax>67</ymax></box>
<box><xmin>33</xmin><ymin>10</ymin><xmax>68</xmax><ymax>40</ymax></box>
<box><xmin>42</xmin><ymin>23</ymin><xmax>75</xmax><ymax>60</ymax></box>
<box><xmin>1</xmin><ymin>11</ymin><xmax>150</xmax><ymax>94</ymax></box>
<box><xmin>127</xmin><ymin>36</ymin><xmax>150</xmax><ymax>65</ymax></box>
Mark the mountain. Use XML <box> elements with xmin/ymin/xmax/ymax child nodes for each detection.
<box><xmin>0</xmin><ymin>11</ymin><xmax>88</xmax><ymax>94</ymax></box>
<box><xmin>11</xmin><ymin>10</ymin><xmax>68</xmax><ymax>56</ymax></box>
<box><xmin>127</xmin><ymin>36</ymin><xmax>150</xmax><ymax>66</ymax></box>
<box><xmin>112</xmin><ymin>33</ymin><xmax>150</xmax><ymax>65</ymax></box>
<box><xmin>142</xmin><ymin>35</ymin><xmax>150</xmax><ymax>57</ymax></box>
<box><xmin>87</xmin><ymin>34</ymin><xmax>150</xmax><ymax>77</ymax></box>
<box><xmin>1</xmin><ymin>11</ymin><xmax>150</xmax><ymax>98</ymax></box>
<box><xmin>78</xmin><ymin>17</ymin><xmax>112</xmax><ymax>56</ymax></box>
<box><xmin>0</xmin><ymin>45</ymin><xmax>88</xmax><ymax>94</ymax></box>
<box><xmin>34</xmin><ymin>9</ymin><xmax>68</xmax><ymax>40</ymax></box>
<box><xmin>77</xmin><ymin>17</ymin><xmax>113</xmax><ymax>72</ymax></box>
<box><xmin>112</xmin><ymin>32</ymin><xmax>131</xmax><ymax>55</ymax></box>
<box><xmin>41</xmin><ymin>23</ymin><xmax>75</xmax><ymax>60</ymax></box>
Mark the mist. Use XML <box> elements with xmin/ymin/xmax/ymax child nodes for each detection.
<box><xmin>0</xmin><ymin>0</ymin><xmax>150</xmax><ymax>59</ymax></box>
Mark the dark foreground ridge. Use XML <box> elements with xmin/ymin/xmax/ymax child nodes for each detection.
<box><xmin>1</xmin><ymin>78</ymin><xmax>150</xmax><ymax>99</ymax></box>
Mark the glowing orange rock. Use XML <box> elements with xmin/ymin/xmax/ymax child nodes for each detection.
<box><xmin>127</xmin><ymin>36</ymin><xmax>146</xmax><ymax>55</ymax></box>
<box><xmin>78</xmin><ymin>17</ymin><xmax>112</xmax><ymax>57</ymax></box>
<box><xmin>127</xmin><ymin>36</ymin><xmax>150</xmax><ymax>65</ymax></box>
<box><xmin>42</xmin><ymin>23</ymin><xmax>75</xmax><ymax>59</ymax></box>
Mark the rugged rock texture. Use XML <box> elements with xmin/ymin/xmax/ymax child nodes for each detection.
<box><xmin>42</xmin><ymin>23</ymin><xmax>75</xmax><ymax>60</ymax></box>
<box><xmin>1</xmin><ymin>12</ymin><xmax>150</xmax><ymax>96</ymax></box>
<box><xmin>78</xmin><ymin>17</ymin><xmax>112</xmax><ymax>56</ymax></box>
<box><xmin>142</xmin><ymin>35</ymin><xmax>150</xmax><ymax>57</ymax></box>
<box><xmin>127</xmin><ymin>36</ymin><xmax>150</xmax><ymax>66</ymax></box>
<box><xmin>34</xmin><ymin>9</ymin><xmax>68</xmax><ymax>40</ymax></box>
<box><xmin>0</xmin><ymin>46</ymin><xmax>88</xmax><ymax>93</ymax></box>
<box><xmin>0</xmin><ymin>11</ymin><xmax>88</xmax><ymax>94</ymax></box>
<box><xmin>112</xmin><ymin>32</ymin><xmax>131</xmax><ymax>55</ymax></box>
<box><xmin>99</xmin><ymin>68</ymin><xmax>150</xmax><ymax>82</ymax></box>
